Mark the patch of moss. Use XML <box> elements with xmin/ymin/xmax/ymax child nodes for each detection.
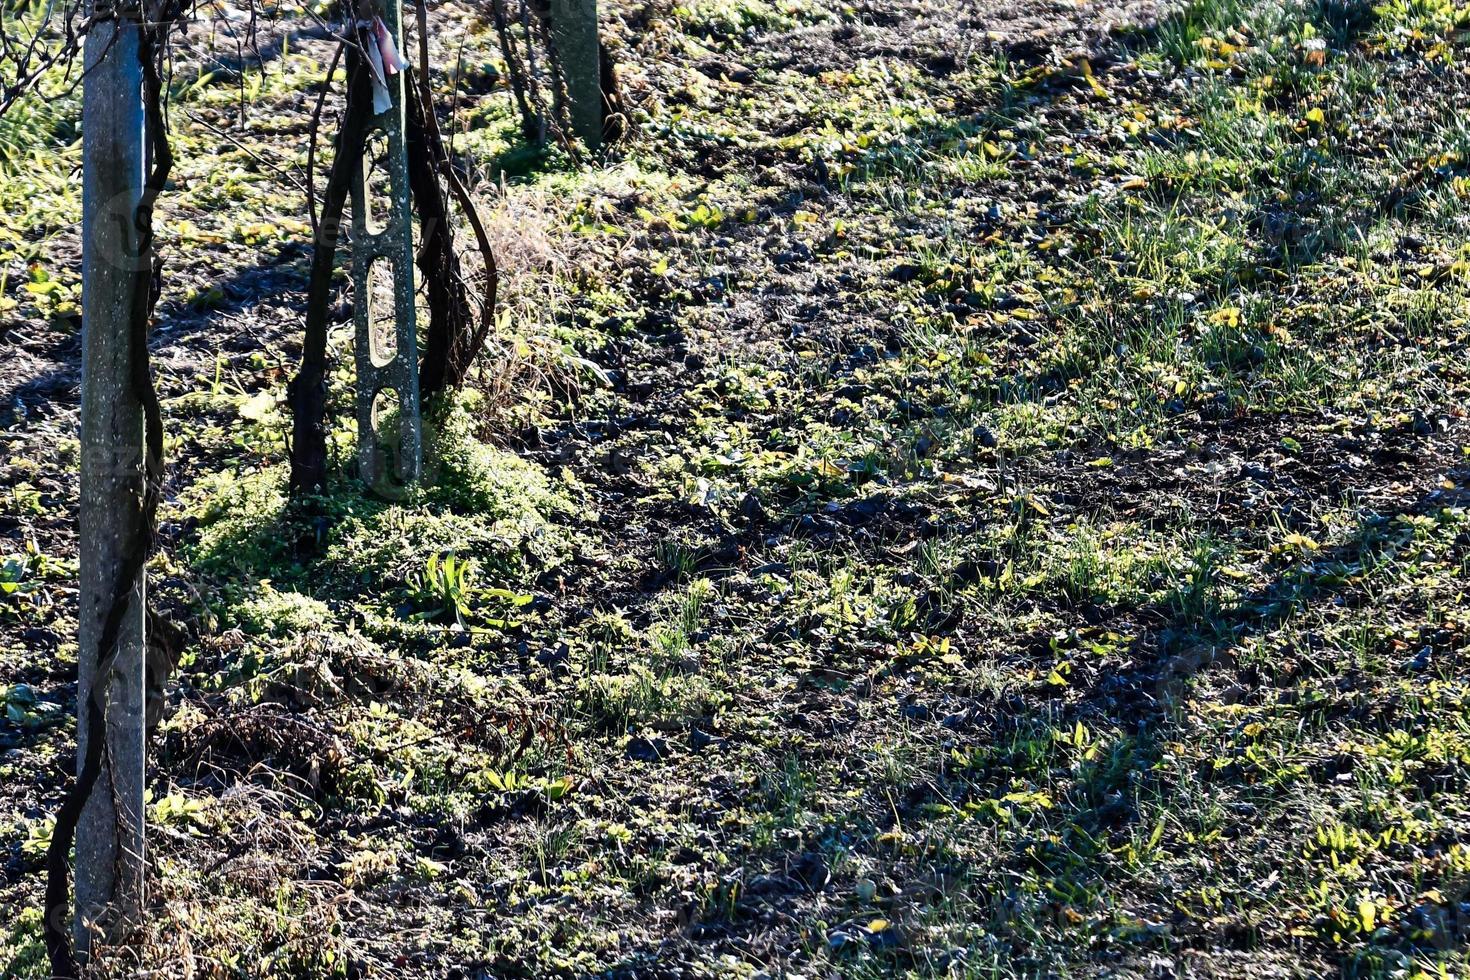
<box><xmin>184</xmin><ymin>394</ymin><xmax>574</xmax><ymax>601</ymax></box>
<box><xmin>231</xmin><ymin>585</ymin><xmax>333</xmax><ymax>638</ymax></box>
<box><xmin>185</xmin><ymin>466</ymin><xmax>296</xmax><ymax>581</ymax></box>
<box><xmin>325</xmin><ymin>507</ymin><xmax>532</xmax><ymax>587</ymax></box>
<box><xmin>422</xmin><ymin>391</ymin><xmax>572</xmax><ymax>523</ymax></box>
<box><xmin>0</xmin><ymin>906</ymin><xmax>46</xmax><ymax>977</ymax></box>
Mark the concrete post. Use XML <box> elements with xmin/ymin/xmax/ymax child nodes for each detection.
<box><xmin>550</xmin><ymin>0</ymin><xmax>601</xmax><ymax>151</ymax></box>
<box><xmin>351</xmin><ymin>3</ymin><xmax>422</xmax><ymax>493</ymax></box>
<box><xmin>76</xmin><ymin>13</ymin><xmax>148</xmax><ymax>959</ymax></box>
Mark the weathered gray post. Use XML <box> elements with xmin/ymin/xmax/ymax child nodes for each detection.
<box><xmin>351</xmin><ymin>3</ymin><xmax>422</xmax><ymax>492</ymax></box>
<box><xmin>76</xmin><ymin>11</ymin><xmax>148</xmax><ymax>958</ymax></box>
<box><xmin>550</xmin><ymin>0</ymin><xmax>601</xmax><ymax>150</ymax></box>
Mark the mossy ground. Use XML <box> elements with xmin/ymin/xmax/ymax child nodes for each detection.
<box><xmin>4</xmin><ymin>0</ymin><xmax>1470</xmax><ymax>976</ymax></box>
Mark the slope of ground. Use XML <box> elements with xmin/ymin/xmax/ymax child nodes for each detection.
<box><xmin>4</xmin><ymin>0</ymin><xmax>1470</xmax><ymax>976</ymax></box>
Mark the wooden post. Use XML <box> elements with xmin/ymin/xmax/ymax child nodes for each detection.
<box><xmin>75</xmin><ymin>13</ymin><xmax>148</xmax><ymax>958</ymax></box>
<box><xmin>549</xmin><ymin>0</ymin><xmax>601</xmax><ymax>150</ymax></box>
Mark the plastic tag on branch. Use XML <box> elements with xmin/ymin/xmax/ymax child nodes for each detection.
<box><xmin>363</xmin><ymin>28</ymin><xmax>393</xmax><ymax>114</ymax></box>
<box><xmin>373</xmin><ymin>17</ymin><xmax>408</xmax><ymax>74</ymax></box>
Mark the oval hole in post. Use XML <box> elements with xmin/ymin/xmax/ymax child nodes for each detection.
<box><xmin>362</xmin><ymin>128</ymin><xmax>392</xmax><ymax>235</ymax></box>
<box><xmin>366</xmin><ymin>255</ymin><xmax>398</xmax><ymax>368</ymax></box>
<box><xmin>371</xmin><ymin>386</ymin><xmax>403</xmax><ymax>484</ymax></box>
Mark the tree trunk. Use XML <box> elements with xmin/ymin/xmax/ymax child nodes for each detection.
<box><xmin>549</xmin><ymin>0</ymin><xmax>601</xmax><ymax>150</ymax></box>
<box><xmin>288</xmin><ymin>53</ymin><xmax>374</xmax><ymax>496</ymax></box>
<box><xmin>405</xmin><ymin>78</ymin><xmax>478</xmax><ymax>404</ymax></box>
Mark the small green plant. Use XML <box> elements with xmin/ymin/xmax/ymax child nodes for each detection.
<box><xmin>406</xmin><ymin>552</ymin><xmax>478</xmax><ymax>626</ymax></box>
<box><xmin>19</xmin><ymin>819</ymin><xmax>53</xmax><ymax>862</ymax></box>
<box><xmin>474</xmin><ymin>769</ymin><xmax>575</xmax><ymax>799</ymax></box>
<box><xmin>9</xmin><ymin>483</ymin><xmax>43</xmax><ymax>515</ymax></box>
<box><xmin>654</xmin><ymin>539</ymin><xmax>699</xmax><ymax>580</ymax></box>
<box><xmin>0</xmin><ymin>551</ymin><xmax>51</xmax><ymax>621</ymax></box>
<box><xmin>22</xmin><ymin>264</ymin><xmax>79</xmax><ymax>326</ymax></box>
<box><xmin>1169</xmin><ymin>534</ymin><xmax>1226</xmax><ymax>628</ymax></box>
<box><xmin>2</xmin><ymin>684</ymin><xmax>60</xmax><ymax>728</ymax></box>
<box><xmin>0</xmin><ymin>556</ymin><xmax>35</xmax><ymax>596</ymax></box>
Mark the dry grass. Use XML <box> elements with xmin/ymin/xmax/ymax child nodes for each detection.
<box><xmin>464</xmin><ymin>183</ymin><xmax>610</xmax><ymax>432</ymax></box>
